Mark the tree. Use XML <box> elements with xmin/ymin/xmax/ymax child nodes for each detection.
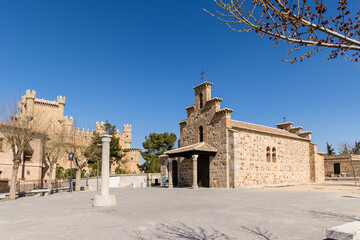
<box><xmin>44</xmin><ymin>126</ymin><xmax>66</xmax><ymax>190</ymax></box>
<box><xmin>140</xmin><ymin>132</ymin><xmax>177</xmax><ymax>173</ymax></box>
<box><xmin>56</xmin><ymin>165</ymin><xmax>65</xmax><ymax>179</ymax></box>
<box><xmin>73</xmin><ymin>150</ymin><xmax>88</xmax><ymax>192</ymax></box>
<box><xmin>205</xmin><ymin>0</ymin><xmax>360</xmax><ymax>63</ymax></box>
<box><xmin>63</xmin><ymin>168</ymin><xmax>85</xmax><ymax>180</ymax></box>
<box><xmin>337</xmin><ymin>140</ymin><xmax>360</xmax><ymax>186</ymax></box>
<box><xmin>337</xmin><ymin>141</ymin><xmax>352</xmax><ymax>155</ymax></box>
<box><xmin>85</xmin><ymin>132</ymin><xmax>102</xmax><ymax>177</ymax></box>
<box><xmin>326</xmin><ymin>142</ymin><xmax>336</xmax><ymax>155</ymax></box>
<box><xmin>0</xmin><ymin>100</ymin><xmax>45</xmax><ymax>200</ymax></box>
<box><xmin>66</xmin><ymin>120</ymin><xmax>91</xmax><ymax>192</ymax></box>
<box><xmin>115</xmin><ymin>165</ymin><xmax>129</xmax><ymax>174</ymax></box>
<box><xmin>85</xmin><ymin>122</ymin><xmax>126</xmax><ymax>176</ymax></box>
<box><xmin>351</xmin><ymin>141</ymin><xmax>360</xmax><ymax>155</ymax></box>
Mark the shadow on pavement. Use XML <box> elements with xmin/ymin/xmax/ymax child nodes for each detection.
<box><xmin>240</xmin><ymin>226</ymin><xmax>277</xmax><ymax>240</ymax></box>
<box><xmin>133</xmin><ymin>223</ymin><xmax>277</xmax><ymax>240</ymax></box>
<box><xmin>309</xmin><ymin>210</ymin><xmax>360</xmax><ymax>222</ymax></box>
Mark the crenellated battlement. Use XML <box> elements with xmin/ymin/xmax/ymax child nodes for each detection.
<box><xmin>13</xmin><ymin>89</ymin><xmax>140</xmax><ymax>175</ymax></box>
<box><xmin>25</xmin><ymin>89</ymin><xmax>36</xmax><ymax>99</ymax></box>
<box><xmin>35</xmin><ymin>98</ymin><xmax>60</xmax><ymax>107</ymax></box>
<box><xmin>57</xmin><ymin>96</ymin><xmax>66</xmax><ymax>105</ymax></box>
<box><xmin>123</xmin><ymin>124</ymin><xmax>132</xmax><ymax>132</ymax></box>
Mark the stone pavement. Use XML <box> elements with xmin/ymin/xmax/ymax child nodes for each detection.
<box><xmin>0</xmin><ymin>187</ymin><xmax>359</xmax><ymax>240</ymax></box>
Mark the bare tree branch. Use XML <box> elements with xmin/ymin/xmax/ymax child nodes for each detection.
<box><xmin>205</xmin><ymin>0</ymin><xmax>360</xmax><ymax>63</ymax></box>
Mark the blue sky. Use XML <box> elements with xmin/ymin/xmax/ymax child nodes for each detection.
<box><xmin>0</xmin><ymin>1</ymin><xmax>359</xmax><ymax>157</ymax></box>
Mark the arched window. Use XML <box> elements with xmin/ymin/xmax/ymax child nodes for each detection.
<box><xmin>199</xmin><ymin>93</ymin><xmax>203</xmax><ymax>108</ymax></box>
<box><xmin>272</xmin><ymin>147</ymin><xmax>277</xmax><ymax>163</ymax></box>
<box><xmin>199</xmin><ymin>126</ymin><xmax>204</xmax><ymax>142</ymax></box>
<box><xmin>266</xmin><ymin>147</ymin><xmax>271</xmax><ymax>162</ymax></box>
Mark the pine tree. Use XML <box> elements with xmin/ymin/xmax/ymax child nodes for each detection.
<box><xmin>85</xmin><ymin>122</ymin><xmax>126</xmax><ymax>176</ymax></box>
<box><xmin>352</xmin><ymin>141</ymin><xmax>360</xmax><ymax>155</ymax></box>
<box><xmin>140</xmin><ymin>132</ymin><xmax>177</xmax><ymax>173</ymax></box>
<box><xmin>326</xmin><ymin>142</ymin><xmax>335</xmax><ymax>156</ymax></box>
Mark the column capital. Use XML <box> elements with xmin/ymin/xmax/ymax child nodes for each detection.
<box><xmin>101</xmin><ymin>134</ymin><xmax>112</xmax><ymax>143</ymax></box>
<box><xmin>191</xmin><ymin>154</ymin><xmax>199</xmax><ymax>160</ymax></box>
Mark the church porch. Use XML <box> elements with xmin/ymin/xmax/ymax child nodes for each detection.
<box><xmin>162</xmin><ymin>142</ymin><xmax>217</xmax><ymax>189</ymax></box>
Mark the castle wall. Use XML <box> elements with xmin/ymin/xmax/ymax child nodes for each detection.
<box><xmin>0</xmin><ymin>132</ymin><xmax>46</xmax><ymax>182</ymax></box>
<box><xmin>11</xmin><ymin>90</ymin><xmax>140</xmax><ymax>181</ymax></box>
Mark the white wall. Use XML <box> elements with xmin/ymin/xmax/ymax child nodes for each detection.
<box><xmin>63</xmin><ymin>173</ymin><xmax>162</xmax><ymax>191</ymax></box>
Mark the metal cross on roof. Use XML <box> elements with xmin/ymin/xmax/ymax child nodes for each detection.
<box><xmin>283</xmin><ymin>116</ymin><xmax>286</xmax><ymax>122</ymax></box>
<box><xmin>200</xmin><ymin>70</ymin><xmax>205</xmax><ymax>81</ymax></box>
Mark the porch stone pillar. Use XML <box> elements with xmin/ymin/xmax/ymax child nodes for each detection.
<box><xmin>192</xmin><ymin>154</ymin><xmax>199</xmax><ymax>189</ymax></box>
<box><xmin>168</xmin><ymin>158</ymin><xmax>173</xmax><ymax>188</ymax></box>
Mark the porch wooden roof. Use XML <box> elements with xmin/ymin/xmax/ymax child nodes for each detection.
<box><xmin>164</xmin><ymin>142</ymin><xmax>217</xmax><ymax>157</ymax></box>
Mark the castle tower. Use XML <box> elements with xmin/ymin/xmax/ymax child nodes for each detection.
<box><xmin>122</xmin><ymin>124</ymin><xmax>132</xmax><ymax>149</ymax></box>
<box><xmin>57</xmin><ymin>96</ymin><xmax>66</xmax><ymax>120</ymax></box>
<box><xmin>25</xmin><ymin>89</ymin><xmax>36</xmax><ymax>119</ymax></box>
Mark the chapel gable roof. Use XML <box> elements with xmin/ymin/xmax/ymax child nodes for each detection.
<box><xmin>231</xmin><ymin>120</ymin><xmax>309</xmax><ymax>141</ymax></box>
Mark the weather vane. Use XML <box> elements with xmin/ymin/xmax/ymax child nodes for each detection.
<box><xmin>200</xmin><ymin>69</ymin><xmax>205</xmax><ymax>81</ymax></box>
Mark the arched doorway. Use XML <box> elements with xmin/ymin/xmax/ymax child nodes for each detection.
<box><xmin>172</xmin><ymin>160</ymin><xmax>178</xmax><ymax>187</ymax></box>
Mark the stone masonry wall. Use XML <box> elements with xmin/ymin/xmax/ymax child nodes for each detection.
<box><xmin>179</xmin><ymin>101</ymin><xmax>229</xmax><ymax>188</ymax></box>
<box><xmin>324</xmin><ymin>155</ymin><xmax>360</xmax><ymax>177</ymax></box>
<box><xmin>232</xmin><ymin>129</ymin><xmax>311</xmax><ymax>187</ymax></box>
<box><xmin>315</xmin><ymin>153</ymin><xmax>325</xmax><ymax>181</ymax></box>
<box><xmin>178</xmin><ymin>157</ymin><xmax>192</xmax><ymax>187</ymax></box>
<box><xmin>123</xmin><ymin>150</ymin><xmax>141</xmax><ymax>174</ymax></box>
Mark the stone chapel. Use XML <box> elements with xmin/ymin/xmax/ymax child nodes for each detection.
<box><xmin>161</xmin><ymin>81</ymin><xmax>325</xmax><ymax>188</ymax></box>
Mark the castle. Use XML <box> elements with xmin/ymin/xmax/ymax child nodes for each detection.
<box><xmin>161</xmin><ymin>82</ymin><xmax>325</xmax><ymax>188</ymax></box>
<box><xmin>0</xmin><ymin>90</ymin><xmax>141</xmax><ymax>184</ymax></box>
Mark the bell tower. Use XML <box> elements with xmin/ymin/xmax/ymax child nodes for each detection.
<box><xmin>194</xmin><ymin>81</ymin><xmax>212</xmax><ymax>110</ymax></box>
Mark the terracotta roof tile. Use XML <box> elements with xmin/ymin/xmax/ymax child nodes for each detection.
<box><xmin>164</xmin><ymin>142</ymin><xmax>217</xmax><ymax>156</ymax></box>
<box><xmin>231</xmin><ymin>120</ymin><xmax>309</xmax><ymax>141</ymax></box>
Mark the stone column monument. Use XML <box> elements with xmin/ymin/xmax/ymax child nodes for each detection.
<box><xmin>93</xmin><ymin>134</ymin><xmax>116</xmax><ymax>207</ymax></box>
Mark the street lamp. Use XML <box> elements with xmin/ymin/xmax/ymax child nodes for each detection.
<box><xmin>69</xmin><ymin>151</ymin><xmax>74</xmax><ymax>192</ymax></box>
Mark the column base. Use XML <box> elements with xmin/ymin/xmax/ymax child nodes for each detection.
<box><xmin>168</xmin><ymin>184</ymin><xmax>173</xmax><ymax>189</ymax></box>
<box><xmin>93</xmin><ymin>195</ymin><xmax>116</xmax><ymax>207</ymax></box>
<box><xmin>192</xmin><ymin>185</ymin><xmax>198</xmax><ymax>189</ymax></box>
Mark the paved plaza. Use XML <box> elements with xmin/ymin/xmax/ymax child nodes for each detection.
<box><xmin>1</xmin><ymin>186</ymin><xmax>360</xmax><ymax>240</ymax></box>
